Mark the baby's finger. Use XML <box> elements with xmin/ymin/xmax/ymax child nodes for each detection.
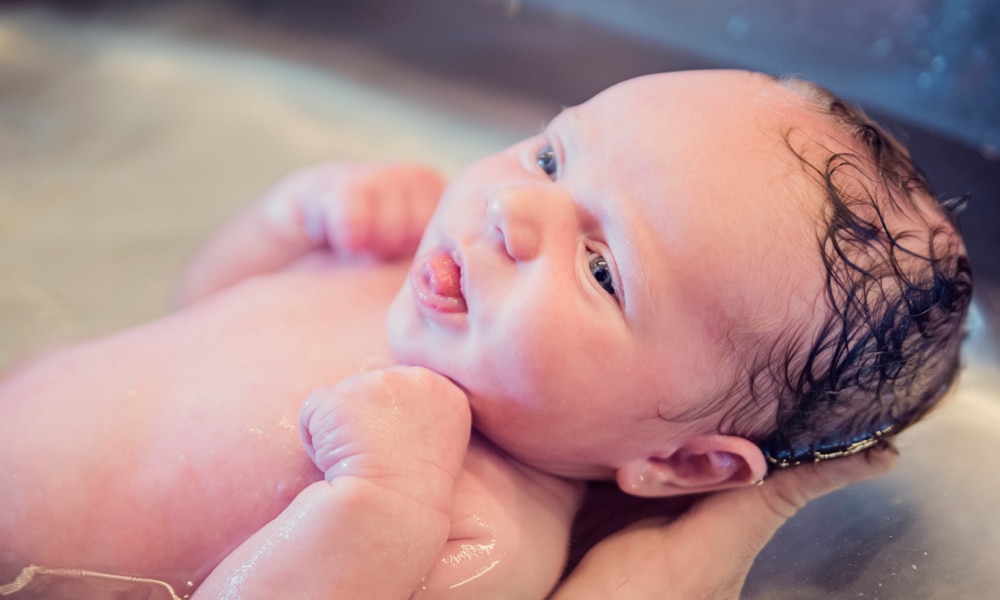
<box><xmin>298</xmin><ymin>368</ymin><xmax>471</xmax><ymax>481</ymax></box>
<box><xmin>323</xmin><ymin>186</ymin><xmax>375</xmax><ymax>255</ymax></box>
<box><xmin>367</xmin><ymin>165</ymin><xmax>444</xmax><ymax>258</ymax></box>
<box><xmin>367</xmin><ymin>183</ymin><xmax>413</xmax><ymax>259</ymax></box>
<box><xmin>261</xmin><ymin>168</ymin><xmax>330</xmax><ymax>249</ymax></box>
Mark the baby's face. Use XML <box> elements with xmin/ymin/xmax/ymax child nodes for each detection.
<box><xmin>387</xmin><ymin>70</ymin><xmax>826</xmax><ymax>479</ymax></box>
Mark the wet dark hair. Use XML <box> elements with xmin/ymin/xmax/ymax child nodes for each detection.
<box><xmin>725</xmin><ymin>78</ymin><xmax>973</xmax><ymax>470</ymax></box>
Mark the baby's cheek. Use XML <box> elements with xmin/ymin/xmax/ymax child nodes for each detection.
<box><xmin>383</xmin><ymin>291</ymin><xmax>419</xmax><ymax>358</ymax></box>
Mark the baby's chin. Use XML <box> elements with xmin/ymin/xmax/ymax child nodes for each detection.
<box><xmin>384</xmin><ymin>288</ymin><xmax>445</xmax><ymax>372</ymax></box>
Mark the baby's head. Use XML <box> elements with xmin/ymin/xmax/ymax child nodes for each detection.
<box><xmin>386</xmin><ymin>70</ymin><xmax>971</xmax><ymax>496</ymax></box>
<box><xmin>728</xmin><ymin>76</ymin><xmax>972</xmax><ymax>473</ymax></box>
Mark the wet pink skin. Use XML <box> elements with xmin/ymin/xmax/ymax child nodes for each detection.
<box><xmin>0</xmin><ymin>258</ymin><xmax>405</xmax><ymax>589</ymax></box>
<box><xmin>0</xmin><ymin>254</ymin><xmax>580</xmax><ymax>595</ymax></box>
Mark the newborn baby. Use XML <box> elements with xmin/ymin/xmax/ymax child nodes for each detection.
<box><xmin>0</xmin><ymin>70</ymin><xmax>970</xmax><ymax>599</ymax></box>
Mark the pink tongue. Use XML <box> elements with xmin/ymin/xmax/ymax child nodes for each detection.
<box><xmin>423</xmin><ymin>253</ymin><xmax>462</xmax><ymax>299</ymax></box>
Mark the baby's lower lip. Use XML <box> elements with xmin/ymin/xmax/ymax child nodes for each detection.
<box><xmin>410</xmin><ymin>249</ymin><xmax>467</xmax><ymax>314</ymax></box>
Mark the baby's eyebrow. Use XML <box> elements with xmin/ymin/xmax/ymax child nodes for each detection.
<box><xmin>539</xmin><ymin>105</ymin><xmax>579</xmax><ymax>134</ymax></box>
<box><xmin>536</xmin><ymin>107</ymin><xmax>568</xmax><ymax>134</ymax></box>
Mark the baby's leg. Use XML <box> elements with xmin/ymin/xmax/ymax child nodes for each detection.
<box><xmin>191</xmin><ymin>367</ymin><xmax>470</xmax><ymax>600</ymax></box>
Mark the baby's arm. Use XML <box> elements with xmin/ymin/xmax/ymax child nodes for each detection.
<box><xmin>176</xmin><ymin>162</ymin><xmax>445</xmax><ymax>305</ymax></box>
<box><xmin>191</xmin><ymin>367</ymin><xmax>470</xmax><ymax>600</ymax></box>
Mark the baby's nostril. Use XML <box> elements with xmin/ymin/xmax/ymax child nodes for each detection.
<box><xmin>485</xmin><ymin>190</ymin><xmax>541</xmax><ymax>262</ymax></box>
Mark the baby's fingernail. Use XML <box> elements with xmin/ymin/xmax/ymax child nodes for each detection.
<box><xmin>301</xmin><ymin>201</ymin><xmax>328</xmax><ymax>244</ymax></box>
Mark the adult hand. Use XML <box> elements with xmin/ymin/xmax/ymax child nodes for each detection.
<box><xmin>551</xmin><ymin>446</ymin><xmax>898</xmax><ymax>599</ymax></box>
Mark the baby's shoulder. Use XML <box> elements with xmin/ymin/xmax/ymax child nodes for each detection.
<box><xmin>418</xmin><ymin>434</ymin><xmax>583</xmax><ymax>598</ymax></box>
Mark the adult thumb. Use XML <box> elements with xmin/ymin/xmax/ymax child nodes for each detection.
<box><xmin>674</xmin><ymin>445</ymin><xmax>899</xmax><ymax>583</ymax></box>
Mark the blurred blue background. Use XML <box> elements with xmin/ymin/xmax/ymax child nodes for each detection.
<box><xmin>222</xmin><ymin>0</ymin><xmax>1000</xmax><ymax>152</ymax></box>
<box><xmin>525</xmin><ymin>0</ymin><xmax>1000</xmax><ymax>154</ymax></box>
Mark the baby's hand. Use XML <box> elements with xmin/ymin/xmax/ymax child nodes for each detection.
<box><xmin>193</xmin><ymin>369</ymin><xmax>471</xmax><ymax>599</ymax></box>
<box><xmin>176</xmin><ymin>161</ymin><xmax>444</xmax><ymax>305</ymax></box>
<box><xmin>299</xmin><ymin>367</ymin><xmax>471</xmax><ymax>513</ymax></box>
<box><xmin>264</xmin><ymin>162</ymin><xmax>446</xmax><ymax>260</ymax></box>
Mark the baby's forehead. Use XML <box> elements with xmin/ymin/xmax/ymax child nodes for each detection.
<box><xmin>599</xmin><ymin>70</ymin><xmax>813</xmax><ymax>117</ymax></box>
<box><xmin>634</xmin><ymin>83</ymin><xmax>834</xmax><ymax>345</ymax></box>
<box><xmin>599</xmin><ymin>72</ymin><xmax>848</xmax><ymax>171</ymax></box>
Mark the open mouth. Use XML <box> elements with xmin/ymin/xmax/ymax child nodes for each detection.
<box><xmin>410</xmin><ymin>248</ymin><xmax>467</xmax><ymax>314</ymax></box>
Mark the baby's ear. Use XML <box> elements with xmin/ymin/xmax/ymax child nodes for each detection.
<box><xmin>615</xmin><ymin>435</ymin><xmax>767</xmax><ymax>498</ymax></box>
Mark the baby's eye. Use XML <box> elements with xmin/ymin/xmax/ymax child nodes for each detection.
<box><xmin>536</xmin><ymin>145</ymin><xmax>557</xmax><ymax>179</ymax></box>
<box><xmin>587</xmin><ymin>250</ymin><xmax>617</xmax><ymax>299</ymax></box>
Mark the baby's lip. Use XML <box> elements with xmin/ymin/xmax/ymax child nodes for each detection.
<box><xmin>410</xmin><ymin>246</ymin><xmax>467</xmax><ymax>314</ymax></box>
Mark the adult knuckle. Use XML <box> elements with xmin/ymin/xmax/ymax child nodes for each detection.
<box><xmin>762</xmin><ymin>483</ymin><xmax>806</xmax><ymax>519</ymax></box>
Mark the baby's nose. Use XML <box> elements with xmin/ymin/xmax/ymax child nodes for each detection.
<box><xmin>486</xmin><ymin>185</ymin><xmax>542</xmax><ymax>262</ymax></box>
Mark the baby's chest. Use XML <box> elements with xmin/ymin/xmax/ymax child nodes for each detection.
<box><xmin>0</xmin><ymin>266</ymin><xmax>404</xmax><ymax>577</ymax></box>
